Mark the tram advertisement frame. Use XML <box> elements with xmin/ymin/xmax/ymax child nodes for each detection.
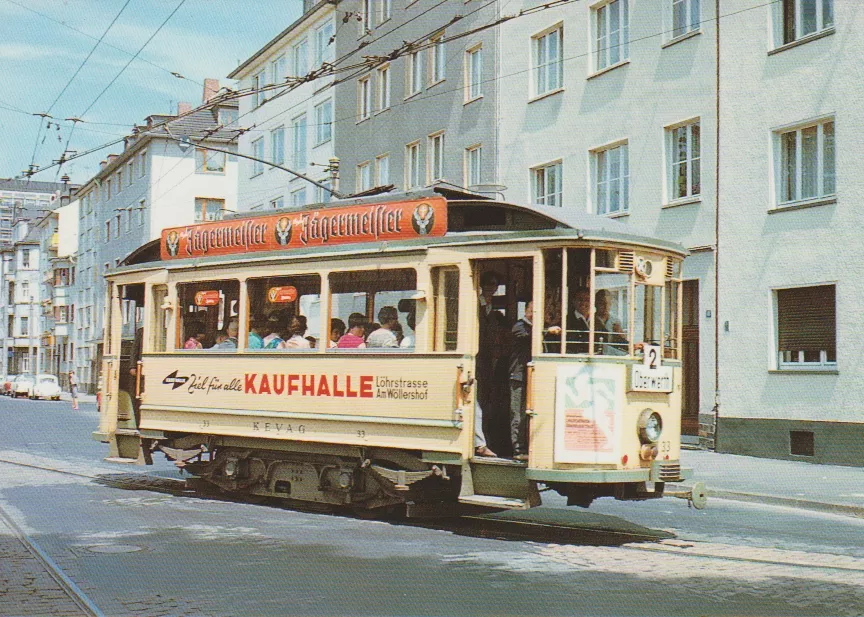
<box><xmin>160</xmin><ymin>197</ymin><xmax>447</xmax><ymax>260</ymax></box>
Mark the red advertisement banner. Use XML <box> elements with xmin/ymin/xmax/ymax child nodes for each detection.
<box><xmin>161</xmin><ymin>197</ymin><xmax>447</xmax><ymax>260</ymax></box>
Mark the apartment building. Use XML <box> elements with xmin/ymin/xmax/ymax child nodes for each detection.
<box><xmin>71</xmin><ymin>82</ymin><xmax>239</xmax><ymax>393</ymax></box>
<box><xmin>229</xmin><ymin>0</ymin><xmax>337</xmax><ymax>210</ymax></box>
<box><xmin>0</xmin><ymin>179</ymin><xmax>66</xmax><ymax>248</ymax></box>
<box><xmin>0</xmin><ymin>222</ymin><xmax>42</xmax><ymax>376</ymax></box>
<box><xmin>332</xmin><ymin>0</ymin><xmax>499</xmax><ymax>195</ymax></box>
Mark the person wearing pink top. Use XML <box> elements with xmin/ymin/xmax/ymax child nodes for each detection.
<box><xmin>336</xmin><ymin>313</ymin><xmax>367</xmax><ymax>349</ymax></box>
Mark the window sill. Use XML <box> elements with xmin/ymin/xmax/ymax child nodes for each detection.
<box><xmin>427</xmin><ymin>78</ymin><xmax>446</xmax><ymax>89</ymax></box>
<box><xmin>356</xmin><ymin>116</ymin><xmax>371</xmax><ymax>125</ymax></box>
<box><xmin>250</xmin><ymin>172</ymin><xmax>263</xmax><ymax>179</ymax></box>
<box><xmin>463</xmin><ymin>94</ymin><xmax>483</xmax><ymax>106</ymax></box>
<box><xmin>374</xmin><ymin>107</ymin><xmax>390</xmax><ymax>116</ymax></box>
<box><xmin>769</xmin><ymin>196</ymin><xmax>836</xmax><ymax>214</ymax></box>
<box><xmin>661</xmin><ymin>29</ymin><xmax>702</xmax><ymax>49</ymax></box>
<box><xmin>663</xmin><ymin>196</ymin><xmax>702</xmax><ymax>209</ymax></box>
<box><xmin>404</xmin><ymin>91</ymin><xmax>421</xmax><ymax>102</ymax></box>
<box><xmin>528</xmin><ymin>87</ymin><xmax>564</xmax><ymax>104</ymax></box>
<box><xmin>587</xmin><ymin>59</ymin><xmax>630</xmax><ymax>81</ymax></box>
<box><xmin>607</xmin><ymin>211</ymin><xmax>629</xmax><ymax>219</ymax></box>
<box><xmin>769</xmin><ymin>369</ymin><xmax>839</xmax><ymax>375</ymax></box>
<box><xmin>768</xmin><ymin>28</ymin><xmax>835</xmax><ymax>56</ymax></box>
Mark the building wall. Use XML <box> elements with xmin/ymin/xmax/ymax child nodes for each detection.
<box><xmin>497</xmin><ymin>0</ymin><xmax>718</xmax><ymax>431</ymax></box>
<box><xmin>332</xmin><ymin>0</ymin><xmax>499</xmax><ymax>194</ymax></box>
<box><xmin>716</xmin><ymin>0</ymin><xmax>861</xmax><ymax>463</ymax></box>
<box><xmin>233</xmin><ymin>4</ymin><xmax>336</xmax><ymax>210</ymax></box>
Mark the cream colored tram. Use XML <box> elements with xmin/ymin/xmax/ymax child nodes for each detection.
<box><xmin>96</xmin><ymin>188</ymin><xmax>693</xmax><ymax>515</ymax></box>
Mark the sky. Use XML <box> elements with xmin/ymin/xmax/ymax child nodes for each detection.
<box><xmin>0</xmin><ymin>0</ymin><xmax>302</xmax><ymax>185</ymax></box>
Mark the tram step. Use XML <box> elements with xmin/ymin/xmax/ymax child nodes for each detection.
<box><xmin>458</xmin><ymin>494</ymin><xmax>531</xmax><ymax>510</ymax></box>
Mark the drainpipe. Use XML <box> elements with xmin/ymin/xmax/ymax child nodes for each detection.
<box><xmin>712</xmin><ymin>0</ymin><xmax>721</xmax><ymax>450</ymax></box>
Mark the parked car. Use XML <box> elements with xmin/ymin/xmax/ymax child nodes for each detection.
<box><xmin>12</xmin><ymin>375</ymin><xmax>35</xmax><ymax>398</ymax></box>
<box><xmin>2</xmin><ymin>375</ymin><xmax>17</xmax><ymax>396</ymax></box>
<box><xmin>32</xmin><ymin>374</ymin><xmax>62</xmax><ymax>401</ymax></box>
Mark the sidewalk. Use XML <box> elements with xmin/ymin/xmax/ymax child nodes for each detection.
<box><xmin>674</xmin><ymin>449</ymin><xmax>864</xmax><ymax>518</ymax></box>
<box><xmin>59</xmin><ymin>391</ymin><xmax>98</xmax><ymax>404</ymax></box>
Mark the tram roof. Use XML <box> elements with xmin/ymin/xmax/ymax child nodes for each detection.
<box><xmin>112</xmin><ymin>187</ymin><xmax>686</xmax><ymax>274</ymax></box>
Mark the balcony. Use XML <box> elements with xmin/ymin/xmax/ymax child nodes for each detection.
<box><xmin>49</xmin><ymin>233</ymin><xmax>59</xmax><ymax>250</ymax></box>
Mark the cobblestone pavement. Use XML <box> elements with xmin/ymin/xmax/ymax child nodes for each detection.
<box><xmin>0</xmin><ymin>516</ymin><xmax>89</xmax><ymax>617</ymax></box>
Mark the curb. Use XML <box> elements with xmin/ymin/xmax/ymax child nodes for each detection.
<box><xmin>667</xmin><ymin>483</ymin><xmax>864</xmax><ymax>519</ymax></box>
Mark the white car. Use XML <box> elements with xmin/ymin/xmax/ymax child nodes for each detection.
<box><xmin>13</xmin><ymin>375</ymin><xmax>35</xmax><ymax>398</ymax></box>
<box><xmin>31</xmin><ymin>374</ymin><xmax>62</xmax><ymax>401</ymax></box>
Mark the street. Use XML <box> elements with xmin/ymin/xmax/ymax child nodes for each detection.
<box><xmin>1</xmin><ymin>395</ymin><xmax>863</xmax><ymax>617</ymax></box>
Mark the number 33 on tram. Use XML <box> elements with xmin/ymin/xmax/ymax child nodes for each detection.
<box><xmin>96</xmin><ymin>188</ymin><xmax>696</xmax><ymax>516</ymax></box>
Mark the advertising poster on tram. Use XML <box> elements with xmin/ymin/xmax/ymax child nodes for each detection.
<box><xmin>553</xmin><ymin>364</ymin><xmax>624</xmax><ymax>464</ymax></box>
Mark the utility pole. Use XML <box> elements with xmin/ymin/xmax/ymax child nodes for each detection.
<box><xmin>28</xmin><ymin>296</ymin><xmax>34</xmax><ymax>374</ymax></box>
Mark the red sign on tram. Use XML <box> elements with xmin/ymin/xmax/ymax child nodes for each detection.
<box><xmin>160</xmin><ymin>197</ymin><xmax>447</xmax><ymax>261</ymax></box>
<box><xmin>194</xmin><ymin>290</ymin><xmax>221</xmax><ymax>307</ymax></box>
<box><xmin>267</xmin><ymin>286</ymin><xmax>297</xmax><ymax>303</ymax></box>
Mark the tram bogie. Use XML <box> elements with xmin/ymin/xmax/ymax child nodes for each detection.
<box><xmin>96</xmin><ymin>188</ymin><xmax>694</xmax><ymax>516</ymax></box>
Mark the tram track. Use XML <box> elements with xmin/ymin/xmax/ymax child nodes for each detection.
<box><xmin>1</xmin><ymin>456</ymin><xmax>863</xmax><ymax>578</ymax></box>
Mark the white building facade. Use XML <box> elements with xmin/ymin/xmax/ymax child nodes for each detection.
<box><xmin>229</xmin><ymin>0</ymin><xmax>336</xmax><ymax>210</ymax></box>
<box><xmin>0</xmin><ymin>224</ymin><xmax>42</xmax><ymax>377</ymax></box>
<box><xmin>497</xmin><ymin>0</ymin><xmax>717</xmax><ymax>444</ymax></box>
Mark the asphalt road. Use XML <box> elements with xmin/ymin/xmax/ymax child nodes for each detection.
<box><xmin>1</xmin><ymin>395</ymin><xmax>862</xmax><ymax>617</ymax></box>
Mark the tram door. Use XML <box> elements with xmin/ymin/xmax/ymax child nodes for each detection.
<box><xmin>472</xmin><ymin>258</ymin><xmax>533</xmax><ymax>458</ymax></box>
<box><xmin>681</xmin><ymin>280</ymin><xmax>700</xmax><ymax>436</ymax></box>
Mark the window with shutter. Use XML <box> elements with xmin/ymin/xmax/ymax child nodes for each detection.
<box><xmin>776</xmin><ymin>284</ymin><xmax>836</xmax><ymax>369</ymax></box>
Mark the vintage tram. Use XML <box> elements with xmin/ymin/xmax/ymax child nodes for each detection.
<box><xmin>95</xmin><ymin>188</ymin><xmax>694</xmax><ymax>515</ymax></box>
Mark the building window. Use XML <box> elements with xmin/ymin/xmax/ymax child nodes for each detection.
<box><xmin>315</xmin><ymin>22</ymin><xmax>335</xmax><ymax>66</ymax></box>
<box><xmin>251</xmin><ymin>138</ymin><xmax>264</xmax><ymax>176</ymax></box>
<box><xmin>293</xmin><ymin>39</ymin><xmax>308</xmax><ymax>77</ymax></box>
<box><xmin>138</xmin><ymin>200</ymin><xmax>146</xmax><ymax>226</ymax></box>
<box><xmin>271</xmin><ymin>54</ymin><xmax>286</xmax><ymax>85</ymax></box>
<box><xmin>407</xmin><ymin>51</ymin><xmax>422</xmax><ymax>96</ymax></box>
<box><xmin>376</xmin><ymin>154</ymin><xmax>390</xmax><ymax>186</ymax></box>
<box><xmin>254</xmin><ymin>71</ymin><xmax>267</xmax><ymax>107</ymax></box>
<box><xmin>315</xmin><ymin>100</ymin><xmax>333</xmax><ymax>144</ymax></box>
<box><xmin>195</xmin><ymin>148</ymin><xmax>226</xmax><ymax>173</ymax></box>
<box><xmin>358</xmin><ymin>76</ymin><xmax>372</xmax><ymax>120</ymax></box>
<box><xmin>377</xmin><ymin>64</ymin><xmax>391</xmax><ymax>110</ymax></box>
<box><xmin>20</xmin><ymin>316</ymin><xmax>28</xmax><ymax>337</ymax></box>
<box><xmin>532</xmin><ymin>26</ymin><xmax>563</xmax><ymax>97</ymax></box>
<box><xmin>117</xmin><ymin>169</ymin><xmax>123</xmax><ymax>191</ymax></box>
<box><xmin>406</xmin><ymin>141</ymin><xmax>421</xmax><ymax>189</ymax></box>
<box><xmin>531</xmin><ymin>161</ymin><xmax>562</xmax><ymax>206</ymax></box>
<box><xmin>317</xmin><ymin>180</ymin><xmax>332</xmax><ymax>204</ymax></box>
<box><xmin>105</xmin><ymin>220</ymin><xmax>111</xmax><ymax>242</ymax></box>
<box><xmin>125</xmin><ymin>209</ymin><xmax>131</xmax><ymax>233</ymax></box>
<box><xmin>428</xmin><ymin>132</ymin><xmax>444</xmax><ymax>183</ymax></box>
<box><xmin>138</xmin><ymin>150</ymin><xmax>147</xmax><ymax>177</ymax></box>
<box><xmin>357</xmin><ymin>161</ymin><xmax>373</xmax><ymax>192</ymax></box>
<box><xmin>666</xmin><ymin>120</ymin><xmax>700</xmax><ymax>202</ymax></box>
<box><xmin>430</xmin><ymin>33</ymin><xmax>445</xmax><ymax>83</ymax></box>
<box><xmin>127</xmin><ymin>161</ymin><xmax>134</xmax><ymax>186</ymax></box>
<box><xmin>271</xmin><ymin>127</ymin><xmax>285</xmax><ymax>165</ymax></box>
<box><xmin>115</xmin><ymin>214</ymin><xmax>121</xmax><ymax>235</ymax></box>
<box><xmin>21</xmin><ymin>280</ymin><xmax>29</xmax><ymax>298</ymax></box>
<box><xmin>594</xmin><ymin>0</ymin><xmax>629</xmax><ymax>71</ymax></box>
<box><xmin>219</xmin><ymin>108</ymin><xmax>238</xmax><ymax>126</ymax></box>
<box><xmin>105</xmin><ymin>179</ymin><xmax>112</xmax><ymax>200</ymax></box>
<box><xmin>778</xmin><ymin>0</ymin><xmax>833</xmax><ymax>45</ymax></box>
<box><xmin>776</xmin><ymin>285</ymin><xmax>836</xmax><ymax>369</ymax></box>
<box><xmin>465</xmin><ymin>145</ymin><xmax>482</xmax><ymax>187</ymax></box>
<box><xmin>292</xmin><ymin>114</ymin><xmax>307</xmax><ymax>169</ymax></box>
<box><xmin>360</xmin><ymin>0</ymin><xmax>372</xmax><ymax>33</ymax></box>
<box><xmin>269</xmin><ymin>197</ymin><xmax>285</xmax><ymax>209</ymax></box>
<box><xmin>291</xmin><ymin>187</ymin><xmax>307</xmax><ymax>207</ymax></box>
<box><xmin>777</xmin><ymin>118</ymin><xmax>835</xmax><ymax>205</ymax></box>
<box><xmin>195</xmin><ymin>198</ymin><xmax>225</xmax><ymax>222</ymax></box>
<box><xmin>466</xmin><ymin>45</ymin><xmax>482</xmax><ymax>100</ymax></box>
<box><xmin>594</xmin><ymin>143</ymin><xmax>629</xmax><ymax>214</ymax></box>
<box><xmin>670</xmin><ymin>0</ymin><xmax>700</xmax><ymax>39</ymax></box>
<box><xmin>21</xmin><ymin>248</ymin><xmax>30</xmax><ymax>268</ymax></box>
<box><xmin>380</xmin><ymin>0</ymin><xmax>392</xmax><ymax>22</ymax></box>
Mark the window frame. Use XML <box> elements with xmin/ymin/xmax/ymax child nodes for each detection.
<box><xmin>357</xmin><ymin>161</ymin><xmax>373</xmax><ymax>192</ymax></box>
<box><xmin>195</xmin><ymin>148</ymin><xmax>227</xmax><ymax>174</ymax></box>
<box><xmin>667</xmin><ymin>0</ymin><xmax>701</xmax><ymax>42</ymax></box>
<box><xmin>773</xmin><ymin>283</ymin><xmax>837</xmax><ymax>371</ymax></box>
<box><xmin>465</xmin><ymin>44</ymin><xmax>483</xmax><ymax>102</ymax></box>
<box><xmin>315</xmin><ymin>100</ymin><xmax>333</xmax><ymax>145</ymax></box>
<box><xmin>315</xmin><ymin>21</ymin><xmax>335</xmax><ymax>66</ymax></box>
<box><xmin>377</xmin><ymin>64</ymin><xmax>391</xmax><ymax>111</ymax></box>
<box><xmin>292</xmin><ymin>113</ymin><xmax>308</xmax><ymax>170</ymax></box>
<box><xmin>358</xmin><ymin>75</ymin><xmax>372</xmax><ymax>121</ymax></box>
<box><xmin>251</xmin><ymin>138</ymin><xmax>265</xmax><ymax>176</ymax></box>
<box><xmin>427</xmin><ymin>131</ymin><xmax>445</xmax><ymax>184</ymax></box>
<box><xmin>407</xmin><ymin>51</ymin><xmax>422</xmax><ymax>97</ymax></box>
<box><xmin>664</xmin><ymin>119</ymin><xmax>701</xmax><ymax>204</ymax></box>
<box><xmin>772</xmin><ymin>0</ymin><xmax>834</xmax><ymax>48</ymax></box>
<box><xmin>592</xmin><ymin>141</ymin><xmax>630</xmax><ymax>215</ymax></box>
<box><xmin>531</xmin><ymin>160</ymin><xmax>563</xmax><ymax>207</ymax></box>
<box><xmin>531</xmin><ymin>24</ymin><xmax>564</xmax><ymax>98</ymax></box>
<box><xmin>592</xmin><ymin>0</ymin><xmax>629</xmax><ymax>74</ymax></box>
<box><xmin>376</xmin><ymin>153</ymin><xmax>390</xmax><ymax>187</ymax></box>
<box><xmin>429</xmin><ymin>32</ymin><xmax>446</xmax><ymax>85</ymax></box>
<box><xmin>293</xmin><ymin>39</ymin><xmax>309</xmax><ymax>78</ymax></box>
<box><xmin>194</xmin><ymin>198</ymin><xmax>226</xmax><ymax>223</ymax></box>
<box><xmin>465</xmin><ymin>144</ymin><xmax>482</xmax><ymax>188</ymax></box>
<box><xmin>405</xmin><ymin>141</ymin><xmax>421</xmax><ymax>189</ymax></box>
<box><xmin>773</xmin><ymin>116</ymin><xmax>835</xmax><ymax>208</ymax></box>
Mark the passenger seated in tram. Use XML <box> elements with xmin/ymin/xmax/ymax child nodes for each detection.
<box><xmin>247</xmin><ymin>318</ymin><xmax>266</xmax><ymax>349</ymax></box>
<box><xmin>183</xmin><ymin>321</ymin><xmax>205</xmax><ymax>350</ymax></box>
<box><xmin>400</xmin><ymin>312</ymin><xmax>416</xmax><ymax>349</ymax></box>
<box><xmin>366</xmin><ymin>306</ymin><xmax>400</xmax><ymax>348</ymax></box>
<box><xmin>337</xmin><ymin>313</ymin><xmax>368</xmax><ymax>348</ymax></box>
<box><xmin>211</xmin><ymin>322</ymin><xmax>238</xmax><ymax>350</ymax></box>
<box><xmin>280</xmin><ymin>315</ymin><xmax>311</xmax><ymax>349</ymax></box>
<box><xmin>262</xmin><ymin>313</ymin><xmax>286</xmax><ymax>348</ymax></box>
<box><xmin>594</xmin><ymin>289</ymin><xmax>628</xmax><ymax>356</ymax></box>
<box><xmin>565</xmin><ymin>288</ymin><xmax>592</xmax><ymax>354</ymax></box>
<box><xmin>328</xmin><ymin>318</ymin><xmax>346</xmax><ymax>348</ymax></box>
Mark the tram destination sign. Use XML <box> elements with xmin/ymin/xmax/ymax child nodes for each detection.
<box><xmin>160</xmin><ymin>197</ymin><xmax>447</xmax><ymax>260</ymax></box>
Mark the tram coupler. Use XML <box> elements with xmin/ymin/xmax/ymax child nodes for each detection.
<box><xmin>665</xmin><ymin>481</ymin><xmax>708</xmax><ymax>510</ymax></box>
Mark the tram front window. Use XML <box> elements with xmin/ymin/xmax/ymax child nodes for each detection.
<box><xmin>329</xmin><ymin>268</ymin><xmax>417</xmax><ymax>351</ymax></box>
<box><xmin>246</xmin><ymin>275</ymin><xmax>321</xmax><ymax>350</ymax></box>
<box><xmin>177</xmin><ymin>280</ymin><xmax>240</xmax><ymax>351</ymax></box>
<box><xmin>634</xmin><ymin>284</ymin><xmax>662</xmax><ymax>347</ymax></box>
<box><xmin>594</xmin><ymin>272</ymin><xmax>630</xmax><ymax>356</ymax></box>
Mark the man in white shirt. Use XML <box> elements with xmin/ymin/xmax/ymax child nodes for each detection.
<box><xmin>366</xmin><ymin>306</ymin><xmax>400</xmax><ymax>348</ymax></box>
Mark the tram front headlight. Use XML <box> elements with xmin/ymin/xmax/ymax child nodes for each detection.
<box><xmin>637</xmin><ymin>409</ymin><xmax>663</xmax><ymax>444</ymax></box>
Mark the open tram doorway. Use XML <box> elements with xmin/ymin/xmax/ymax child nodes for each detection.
<box><xmin>472</xmin><ymin>258</ymin><xmax>534</xmax><ymax>459</ymax></box>
<box><xmin>118</xmin><ymin>283</ymin><xmax>145</xmax><ymax>427</ymax></box>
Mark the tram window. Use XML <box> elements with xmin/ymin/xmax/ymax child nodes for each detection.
<box><xmin>246</xmin><ymin>275</ymin><xmax>321</xmax><ymax>350</ymax></box>
<box><xmin>664</xmin><ymin>281</ymin><xmax>680</xmax><ymax>359</ymax></box>
<box><xmin>177</xmin><ymin>280</ymin><xmax>240</xmax><ymax>350</ymax></box>
<box><xmin>329</xmin><ymin>268</ymin><xmax>417</xmax><ymax>351</ymax></box>
<box><xmin>634</xmin><ymin>284</ymin><xmax>662</xmax><ymax>347</ymax></box>
<box><xmin>432</xmin><ymin>267</ymin><xmax>459</xmax><ymax>351</ymax></box>
<box><xmin>541</xmin><ymin>248</ymin><xmax>592</xmax><ymax>354</ymax></box>
<box><xmin>594</xmin><ymin>272</ymin><xmax>630</xmax><ymax>356</ymax></box>
<box><xmin>152</xmin><ymin>285</ymin><xmax>168</xmax><ymax>352</ymax></box>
